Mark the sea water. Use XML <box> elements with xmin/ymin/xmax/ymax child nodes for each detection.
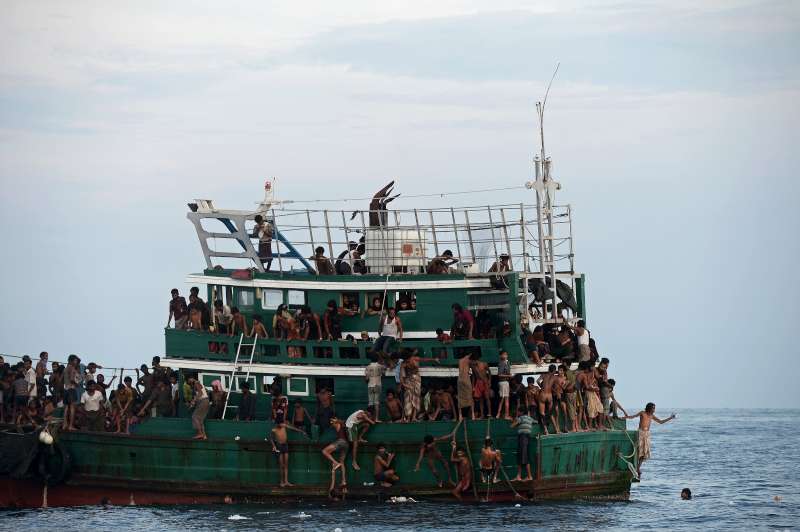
<box><xmin>2</xmin><ymin>409</ymin><xmax>798</xmax><ymax>531</ymax></box>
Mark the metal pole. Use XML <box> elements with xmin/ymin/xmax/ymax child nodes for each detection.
<box><xmin>323</xmin><ymin>210</ymin><xmax>334</xmax><ymax>268</ymax></box>
<box><xmin>487</xmin><ymin>206</ymin><xmax>500</xmax><ymax>270</ymax></box>
<box><xmin>413</xmin><ymin>209</ymin><xmax>424</xmax><ymax>272</ymax></box>
<box><xmin>429</xmin><ymin>210</ymin><xmax>440</xmax><ymax>258</ymax></box>
<box><xmin>341</xmin><ymin>210</ymin><xmax>352</xmax><ymax>271</ymax></box>
<box><xmin>306</xmin><ymin>210</ymin><xmax>316</xmax><ymax>265</ymax></box>
<box><xmin>449</xmin><ymin>207</ymin><xmax>463</xmax><ymax>266</ymax></box>
<box><xmin>272</xmin><ymin>208</ymin><xmax>283</xmax><ymax>274</ymax></box>
<box><xmin>464</xmin><ymin>209</ymin><xmax>476</xmax><ymax>265</ymax></box>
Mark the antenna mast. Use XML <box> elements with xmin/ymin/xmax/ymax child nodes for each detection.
<box><xmin>530</xmin><ymin>63</ymin><xmax>561</xmax><ymax>321</ymax></box>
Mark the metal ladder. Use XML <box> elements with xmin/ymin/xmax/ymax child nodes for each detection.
<box><xmin>221</xmin><ymin>333</ymin><xmax>258</xmax><ymax>419</ymax></box>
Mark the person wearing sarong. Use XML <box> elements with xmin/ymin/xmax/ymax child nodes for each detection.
<box><xmin>457</xmin><ymin>353</ymin><xmax>474</xmax><ymax>420</ymax></box>
<box><xmin>623</xmin><ymin>403</ymin><xmax>676</xmax><ymax>478</ymax></box>
<box><xmin>402</xmin><ymin>356</ymin><xmax>422</xmax><ymax>421</ymax></box>
<box><xmin>586</xmin><ymin>390</ymin><xmax>603</xmax><ymax>419</ymax></box>
<box><xmin>190</xmin><ymin>381</ymin><xmax>210</xmax><ymax>440</ymax></box>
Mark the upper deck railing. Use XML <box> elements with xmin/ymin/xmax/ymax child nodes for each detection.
<box><xmin>187</xmin><ymin>202</ymin><xmax>576</xmax><ymax>280</ymax></box>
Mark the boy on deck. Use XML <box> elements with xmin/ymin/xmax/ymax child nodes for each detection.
<box><xmin>510</xmin><ymin>406</ymin><xmax>535</xmax><ymax>481</ymax></box>
<box><xmin>270</xmin><ymin>413</ymin><xmax>306</xmax><ymax>487</ymax></box>
<box><xmin>450</xmin><ymin>441</ymin><xmax>472</xmax><ymax>501</ymax></box>
<box><xmin>495</xmin><ymin>350</ymin><xmax>513</xmax><ymax>420</ymax></box>
<box><xmin>373</xmin><ymin>443</ymin><xmax>400</xmax><ymax>487</ymax></box>
<box><xmin>385</xmin><ymin>389</ymin><xmax>403</xmax><ymax>422</ymax></box>
<box><xmin>414</xmin><ymin>434</ymin><xmax>454</xmax><ymax>487</ymax></box>
<box><xmin>623</xmin><ymin>403</ymin><xmax>675</xmax><ymax>478</ymax></box>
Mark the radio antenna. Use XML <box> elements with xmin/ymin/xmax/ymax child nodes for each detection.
<box><xmin>536</xmin><ymin>62</ymin><xmax>560</xmax><ymax>164</ymax></box>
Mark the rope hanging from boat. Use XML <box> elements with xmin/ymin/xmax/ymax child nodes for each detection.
<box><xmin>462</xmin><ymin>421</ymin><xmax>480</xmax><ymax>501</ymax></box>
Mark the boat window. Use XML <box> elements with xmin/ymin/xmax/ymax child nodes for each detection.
<box><xmin>262</xmin><ymin>289</ymin><xmax>282</xmax><ymax>310</ymax></box>
<box><xmin>238</xmin><ymin>289</ymin><xmax>255</xmax><ymax>307</ymax></box>
<box><xmin>395</xmin><ymin>291</ymin><xmax>416</xmax><ymax>312</ymax></box>
<box><xmin>287</xmin><ymin>290</ymin><xmax>306</xmax><ymax>308</ymax></box>
<box><xmin>231</xmin><ymin>375</ymin><xmax>257</xmax><ymax>393</ymax></box>
<box><xmin>262</xmin><ymin>375</ymin><xmax>277</xmax><ymax>394</ymax></box>
<box><xmin>287</xmin><ymin>377</ymin><xmax>309</xmax><ymax>396</ymax></box>
<box><xmin>199</xmin><ymin>373</ymin><xmax>224</xmax><ymax>390</ymax></box>
<box><xmin>365</xmin><ymin>292</ymin><xmax>388</xmax><ymax>314</ymax></box>
<box><xmin>341</xmin><ymin>292</ymin><xmax>360</xmax><ymax>312</ymax></box>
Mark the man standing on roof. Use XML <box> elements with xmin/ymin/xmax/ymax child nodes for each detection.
<box><xmin>311</xmin><ymin>247</ymin><xmax>335</xmax><ymax>275</ymax></box>
<box><xmin>253</xmin><ymin>214</ymin><xmax>273</xmax><ymax>271</ymax></box>
<box><xmin>488</xmin><ymin>253</ymin><xmax>511</xmax><ymax>273</ymax></box>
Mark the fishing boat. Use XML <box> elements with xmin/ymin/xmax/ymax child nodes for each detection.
<box><xmin>0</xmin><ymin>136</ymin><xmax>638</xmax><ymax>508</ymax></box>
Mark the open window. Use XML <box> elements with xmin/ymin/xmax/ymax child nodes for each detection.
<box><xmin>230</xmin><ymin>375</ymin><xmax>257</xmax><ymax>393</ymax></box>
<box><xmin>261</xmin><ymin>289</ymin><xmax>282</xmax><ymax>310</ymax></box>
<box><xmin>341</xmin><ymin>292</ymin><xmax>360</xmax><ymax>312</ymax></box>
<box><xmin>395</xmin><ymin>290</ymin><xmax>416</xmax><ymax>312</ymax></box>
<box><xmin>365</xmin><ymin>292</ymin><xmax>388</xmax><ymax>315</ymax></box>
<box><xmin>200</xmin><ymin>373</ymin><xmax>225</xmax><ymax>390</ymax></box>
<box><xmin>287</xmin><ymin>290</ymin><xmax>306</xmax><ymax>309</ymax></box>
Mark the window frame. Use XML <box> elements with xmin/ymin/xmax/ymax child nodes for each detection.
<box><xmin>287</xmin><ymin>377</ymin><xmax>309</xmax><ymax>396</ymax></box>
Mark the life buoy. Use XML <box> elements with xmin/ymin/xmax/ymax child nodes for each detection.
<box><xmin>37</xmin><ymin>442</ymin><xmax>71</xmax><ymax>486</ymax></box>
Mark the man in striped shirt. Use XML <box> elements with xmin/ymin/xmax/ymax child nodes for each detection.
<box><xmin>511</xmin><ymin>406</ymin><xmax>535</xmax><ymax>481</ymax></box>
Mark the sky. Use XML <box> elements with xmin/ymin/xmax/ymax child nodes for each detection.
<box><xmin>0</xmin><ymin>0</ymin><xmax>798</xmax><ymax>408</ymax></box>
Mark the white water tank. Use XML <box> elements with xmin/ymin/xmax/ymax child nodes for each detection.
<box><xmin>364</xmin><ymin>228</ymin><xmax>427</xmax><ymax>274</ymax></box>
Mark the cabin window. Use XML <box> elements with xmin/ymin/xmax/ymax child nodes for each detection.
<box><xmin>200</xmin><ymin>373</ymin><xmax>224</xmax><ymax>390</ymax></box>
<box><xmin>230</xmin><ymin>375</ymin><xmax>257</xmax><ymax>393</ymax></box>
<box><xmin>238</xmin><ymin>289</ymin><xmax>255</xmax><ymax>307</ymax></box>
<box><xmin>341</xmin><ymin>292</ymin><xmax>360</xmax><ymax>312</ymax></box>
<box><xmin>315</xmin><ymin>377</ymin><xmax>335</xmax><ymax>395</ymax></box>
<box><xmin>262</xmin><ymin>289</ymin><xmax>282</xmax><ymax>310</ymax></box>
<box><xmin>395</xmin><ymin>291</ymin><xmax>416</xmax><ymax>312</ymax></box>
<box><xmin>287</xmin><ymin>377</ymin><xmax>309</xmax><ymax>396</ymax></box>
<box><xmin>287</xmin><ymin>290</ymin><xmax>306</xmax><ymax>308</ymax></box>
<box><xmin>365</xmin><ymin>292</ymin><xmax>387</xmax><ymax>314</ymax></box>
<box><xmin>262</xmin><ymin>375</ymin><xmax>277</xmax><ymax>394</ymax></box>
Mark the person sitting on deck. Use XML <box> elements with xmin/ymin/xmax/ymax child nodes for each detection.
<box><xmin>373</xmin><ymin>307</ymin><xmax>402</xmax><ymax>356</ymax></box>
<box><xmin>623</xmin><ymin>403</ymin><xmax>676</xmax><ymax>478</ymax></box>
<box><xmin>252</xmin><ymin>214</ymin><xmax>274</xmax><ymax>271</ymax></box>
<box><xmin>167</xmin><ymin>288</ymin><xmax>188</xmax><ymax>330</ymax></box>
<box><xmin>345</xmin><ymin>407</ymin><xmax>378</xmax><ymax>471</ymax></box>
<box><xmin>384</xmin><ymin>388</ymin><xmax>403</xmax><ymax>422</ymax></box>
<box><xmin>352</xmin><ymin>250</ymin><xmax>367</xmax><ymax>274</ymax></box>
<box><xmin>251</xmin><ymin>315</ymin><xmax>269</xmax><ymax>338</ymax></box>
<box><xmin>374</xmin><ymin>443</ymin><xmax>399</xmax><ymax>488</ymax></box>
<box><xmin>213</xmin><ymin>300</ymin><xmax>233</xmax><ymax>334</ymax></box>
<box><xmin>414</xmin><ymin>434</ymin><xmax>454</xmax><ymax>487</ymax></box>
<box><xmin>323</xmin><ymin>300</ymin><xmax>356</xmax><ymax>340</ymax></box>
<box><xmin>237</xmin><ymin>381</ymin><xmax>257</xmax><ymax>421</ymax></box>
<box><xmin>450</xmin><ymin>441</ymin><xmax>472</xmax><ymax>501</ymax></box>
<box><xmin>311</xmin><ymin>246</ymin><xmax>335</xmax><ymax>275</ymax></box>
<box><xmin>450</xmin><ymin>304</ymin><xmax>475</xmax><ymax>340</ymax></box>
<box><xmin>488</xmin><ymin>253</ymin><xmax>512</xmax><ymax>273</ymax></box>
<box><xmin>427</xmin><ymin>249</ymin><xmax>458</xmax><ymax>274</ymax></box>
<box><xmin>297</xmin><ymin>306</ymin><xmax>323</xmax><ymax>340</ymax></box>
<box><xmin>335</xmin><ymin>241</ymin><xmax>358</xmax><ymax>275</ymax></box>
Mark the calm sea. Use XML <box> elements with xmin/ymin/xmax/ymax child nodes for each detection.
<box><xmin>2</xmin><ymin>409</ymin><xmax>798</xmax><ymax>531</ymax></box>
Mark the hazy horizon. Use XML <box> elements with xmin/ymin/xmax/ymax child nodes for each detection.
<box><xmin>1</xmin><ymin>1</ymin><xmax>798</xmax><ymax>409</ymax></box>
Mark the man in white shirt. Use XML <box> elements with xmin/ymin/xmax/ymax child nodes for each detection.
<box><xmin>345</xmin><ymin>408</ymin><xmax>377</xmax><ymax>472</ymax></box>
<box><xmin>81</xmin><ymin>381</ymin><xmax>105</xmax><ymax>431</ymax></box>
<box><xmin>23</xmin><ymin>358</ymin><xmax>37</xmax><ymax>401</ymax></box>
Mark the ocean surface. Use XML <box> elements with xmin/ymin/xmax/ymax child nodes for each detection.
<box><xmin>2</xmin><ymin>409</ymin><xmax>798</xmax><ymax>531</ymax></box>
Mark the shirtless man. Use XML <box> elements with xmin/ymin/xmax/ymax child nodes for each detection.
<box><xmin>250</xmin><ymin>315</ymin><xmax>269</xmax><ymax>338</ymax></box>
<box><xmin>229</xmin><ymin>307</ymin><xmax>249</xmax><ymax>337</ymax></box>
<box><xmin>524</xmin><ymin>377</ymin><xmax>541</xmax><ymax>426</ymax></box>
<box><xmin>536</xmin><ymin>365</ymin><xmax>558</xmax><ymax>435</ymax></box>
<box><xmin>321</xmin><ymin>417</ymin><xmax>349</xmax><ymax>489</ymax></box>
<box><xmin>385</xmin><ymin>389</ymin><xmax>403</xmax><ymax>422</ymax></box>
<box><xmin>432</xmin><ymin>388</ymin><xmax>456</xmax><ymax>421</ymax></box>
<box><xmin>472</xmin><ymin>355</ymin><xmax>491</xmax><ymax>419</ymax></box>
<box><xmin>270</xmin><ymin>414</ymin><xmax>306</xmax><ymax>487</ymax></box>
<box><xmin>450</xmin><ymin>441</ymin><xmax>472</xmax><ymax>501</ymax></box>
<box><xmin>577</xmin><ymin>362</ymin><xmax>603</xmax><ymax>430</ymax></box>
<box><xmin>373</xmin><ymin>443</ymin><xmax>399</xmax><ymax>487</ymax></box>
<box><xmin>560</xmin><ymin>364</ymin><xmax>580</xmax><ymax>432</ymax></box>
<box><xmin>414</xmin><ymin>434</ymin><xmax>454</xmax><ymax>487</ymax></box>
<box><xmin>623</xmin><ymin>403</ymin><xmax>675</xmax><ymax>478</ymax></box>
<box><xmin>457</xmin><ymin>353</ymin><xmax>475</xmax><ymax>420</ymax></box>
<box><xmin>549</xmin><ymin>367</ymin><xmax>565</xmax><ymax>434</ymax></box>
<box><xmin>479</xmin><ymin>437</ymin><xmax>501</xmax><ymax>484</ymax></box>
